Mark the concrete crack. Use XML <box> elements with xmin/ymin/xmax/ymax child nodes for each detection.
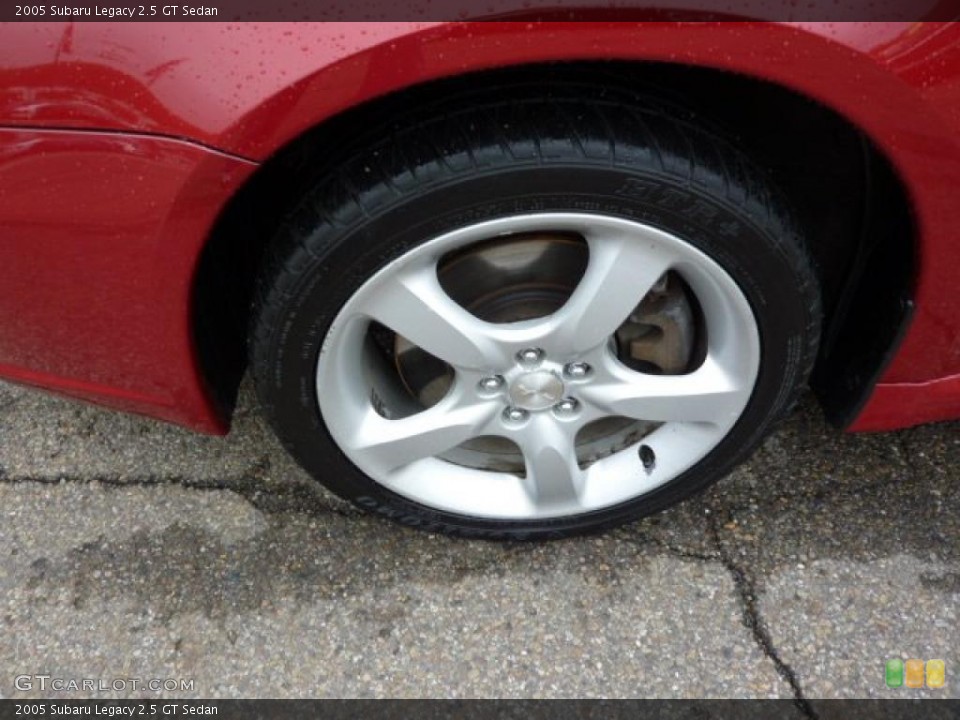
<box><xmin>626</xmin><ymin>532</ymin><xmax>720</xmax><ymax>563</ymax></box>
<box><xmin>708</xmin><ymin>514</ymin><xmax>818</xmax><ymax>718</ymax></box>
<box><xmin>0</xmin><ymin>472</ymin><xmax>364</xmax><ymax>521</ymax></box>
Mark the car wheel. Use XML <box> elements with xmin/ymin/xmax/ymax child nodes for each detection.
<box><xmin>250</xmin><ymin>86</ymin><xmax>821</xmax><ymax>539</ymax></box>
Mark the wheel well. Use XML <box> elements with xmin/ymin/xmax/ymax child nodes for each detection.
<box><xmin>192</xmin><ymin>60</ymin><xmax>915</xmax><ymax>427</ymax></box>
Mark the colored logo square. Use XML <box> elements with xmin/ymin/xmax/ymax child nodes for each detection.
<box><xmin>905</xmin><ymin>659</ymin><xmax>925</xmax><ymax>688</ymax></box>
<box><xmin>926</xmin><ymin>660</ymin><xmax>946</xmax><ymax>689</ymax></box>
<box><xmin>885</xmin><ymin>658</ymin><xmax>904</xmax><ymax>688</ymax></box>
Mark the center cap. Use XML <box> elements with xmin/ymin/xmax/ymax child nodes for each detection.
<box><xmin>508</xmin><ymin>371</ymin><xmax>565</xmax><ymax>411</ymax></box>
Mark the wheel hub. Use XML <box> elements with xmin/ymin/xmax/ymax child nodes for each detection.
<box><xmin>388</xmin><ymin>231</ymin><xmax>698</xmax><ymax>474</ymax></box>
<box><xmin>508</xmin><ymin>370</ymin><xmax>565</xmax><ymax>411</ymax></box>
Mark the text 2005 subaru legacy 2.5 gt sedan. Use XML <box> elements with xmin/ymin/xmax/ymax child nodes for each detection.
<box><xmin>1</xmin><ymin>20</ymin><xmax>958</xmax><ymax>538</ymax></box>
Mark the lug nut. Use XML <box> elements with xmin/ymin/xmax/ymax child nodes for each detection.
<box><xmin>554</xmin><ymin>398</ymin><xmax>580</xmax><ymax>415</ymax></box>
<box><xmin>503</xmin><ymin>407</ymin><xmax>529</xmax><ymax>423</ymax></box>
<box><xmin>517</xmin><ymin>348</ymin><xmax>544</xmax><ymax>366</ymax></box>
<box><xmin>478</xmin><ymin>376</ymin><xmax>504</xmax><ymax>393</ymax></box>
<box><xmin>564</xmin><ymin>362</ymin><xmax>591</xmax><ymax>379</ymax></box>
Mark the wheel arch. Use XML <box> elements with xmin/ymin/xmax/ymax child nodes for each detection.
<box><xmin>192</xmin><ymin>52</ymin><xmax>918</xmax><ymax>429</ymax></box>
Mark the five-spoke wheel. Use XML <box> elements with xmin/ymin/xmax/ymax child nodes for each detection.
<box><xmin>316</xmin><ymin>214</ymin><xmax>759</xmax><ymax>519</ymax></box>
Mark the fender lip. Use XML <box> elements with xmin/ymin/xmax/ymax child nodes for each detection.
<box><xmin>851</xmin><ymin>370</ymin><xmax>960</xmax><ymax>432</ymax></box>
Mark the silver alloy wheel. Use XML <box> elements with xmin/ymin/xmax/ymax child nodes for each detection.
<box><xmin>315</xmin><ymin>213</ymin><xmax>760</xmax><ymax>520</ymax></box>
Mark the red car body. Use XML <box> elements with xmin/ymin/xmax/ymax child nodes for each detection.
<box><xmin>1</xmin><ymin>20</ymin><xmax>958</xmax><ymax>434</ymax></box>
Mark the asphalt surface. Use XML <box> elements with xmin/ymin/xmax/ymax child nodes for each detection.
<box><xmin>0</xmin><ymin>378</ymin><xmax>956</xmax><ymax>705</ymax></box>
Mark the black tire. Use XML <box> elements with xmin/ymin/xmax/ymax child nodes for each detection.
<box><xmin>250</xmin><ymin>81</ymin><xmax>821</xmax><ymax>540</ymax></box>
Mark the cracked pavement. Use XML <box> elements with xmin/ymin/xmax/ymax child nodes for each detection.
<box><xmin>0</xmin><ymin>379</ymin><xmax>956</xmax><ymax>706</ymax></box>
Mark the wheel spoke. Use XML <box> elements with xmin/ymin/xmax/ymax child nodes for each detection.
<box><xmin>350</xmin><ymin>398</ymin><xmax>497</xmax><ymax>472</ymax></box>
<box><xmin>581</xmin><ymin>356</ymin><xmax>751</xmax><ymax>425</ymax></box>
<box><xmin>517</xmin><ymin>416</ymin><xmax>585</xmax><ymax>508</ymax></box>
<box><xmin>555</xmin><ymin>230</ymin><xmax>676</xmax><ymax>354</ymax></box>
<box><xmin>356</xmin><ymin>262</ymin><xmax>506</xmax><ymax>369</ymax></box>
